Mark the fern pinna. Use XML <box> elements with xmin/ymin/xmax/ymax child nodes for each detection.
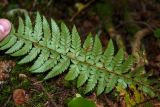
<box><xmin>0</xmin><ymin>13</ymin><xmax>159</xmax><ymax>96</ymax></box>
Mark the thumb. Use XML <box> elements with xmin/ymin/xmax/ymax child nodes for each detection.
<box><xmin>0</xmin><ymin>19</ymin><xmax>11</xmax><ymax>41</ymax></box>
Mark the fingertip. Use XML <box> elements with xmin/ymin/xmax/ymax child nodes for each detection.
<box><xmin>0</xmin><ymin>19</ymin><xmax>11</xmax><ymax>41</ymax></box>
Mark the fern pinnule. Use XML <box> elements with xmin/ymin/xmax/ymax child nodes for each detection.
<box><xmin>103</xmin><ymin>39</ymin><xmax>114</xmax><ymax>71</ymax></box>
<box><xmin>65</xmin><ymin>64</ymin><xmax>80</xmax><ymax>81</ymax></box>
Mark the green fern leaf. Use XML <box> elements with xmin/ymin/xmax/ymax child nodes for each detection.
<box><xmin>49</xmin><ymin>19</ymin><xmax>60</xmax><ymax>50</ymax></box>
<box><xmin>71</xmin><ymin>26</ymin><xmax>81</xmax><ymax>54</ymax></box>
<box><xmin>11</xmin><ymin>41</ymin><xmax>32</xmax><ymax>56</ymax></box>
<box><xmin>0</xmin><ymin>13</ymin><xmax>158</xmax><ymax>97</ymax></box>
<box><xmin>44</xmin><ymin>57</ymin><xmax>70</xmax><ymax>80</ymax></box>
<box><xmin>92</xmin><ymin>34</ymin><xmax>102</xmax><ymax>56</ymax></box>
<box><xmin>103</xmin><ymin>39</ymin><xmax>114</xmax><ymax>70</ymax></box>
<box><xmin>65</xmin><ymin>65</ymin><xmax>80</xmax><ymax>80</ymax></box>
<box><xmin>33</xmin><ymin>12</ymin><xmax>42</xmax><ymax>41</ymax></box>
<box><xmin>0</xmin><ymin>34</ymin><xmax>12</xmax><ymax>46</ymax></box>
<box><xmin>59</xmin><ymin>22</ymin><xmax>71</xmax><ymax>53</ymax></box>
<box><xmin>96</xmin><ymin>73</ymin><xmax>106</xmax><ymax>95</ymax></box>
<box><xmin>0</xmin><ymin>36</ymin><xmax>17</xmax><ymax>50</ymax></box>
<box><xmin>4</xmin><ymin>17</ymin><xmax>24</xmax><ymax>53</ymax></box>
<box><xmin>30</xmin><ymin>49</ymin><xmax>50</xmax><ymax>71</ymax></box>
<box><xmin>42</xmin><ymin>16</ymin><xmax>51</xmax><ymax>45</ymax></box>
<box><xmin>120</xmin><ymin>55</ymin><xmax>134</xmax><ymax>73</ymax></box>
<box><xmin>105</xmin><ymin>74</ymin><xmax>118</xmax><ymax>93</ymax></box>
<box><xmin>92</xmin><ymin>34</ymin><xmax>102</xmax><ymax>63</ymax></box>
<box><xmin>31</xmin><ymin>59</ymin><xmax>56</xmax><ymax>73</ymax></box>
<box><xmin>83</xmin><ymin>33</ymin><xmax>93</xmax><ymax>53</ymax></box>
<box><xmin>31</xmin><ymin>52</ymin><xmax>60</xmax><ymax>73</ymax></box>
<box><xmin>24</xmin><ymin>13</ymin><xmax>32</xmax><ymax>39</ymax></box>
<box><xmin>18</xmin><ymin>47</ymin><xmax>40</xmax><ymax>64</ymax></box>
<box><xmin>140</xmin><ymin>86</ymin><xmax>155</xmax><ymax>97</ymax></box>
<box><xmin>18</xmin><ymin>17</ymin><xmax>24</xmax><ymax>35</ymax></box>
<box><xmin>85</xmin><ymin>70</ymin><xmax>98</xmax><ymax>94</ymax></box>
<box><xmin>112</xmin><ymin>48</ymin><xmax>124</xmax><ymax>71</ymax></box>
<box><xmin>5</xmin><ymin>40</ymin><xmax>24</xmax><ymax>54</ymax></box>
<box><xmin>77</xmin><ymin>65</ymin><xmax>89</xmax><ymax>88</ymax></box>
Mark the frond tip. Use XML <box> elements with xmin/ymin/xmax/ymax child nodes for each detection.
<box><xmin>0</xmin><ymin>12</ymin><xmax>159</xmax><ymax>96</ymax></box>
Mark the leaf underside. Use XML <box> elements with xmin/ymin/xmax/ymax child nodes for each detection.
<box><xmin>0</xmin><ymin>12</ymin><xmax>159</xmax><ymax>96</ymax></box>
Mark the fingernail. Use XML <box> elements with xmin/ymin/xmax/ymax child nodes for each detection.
<box><xmin>0</xmin><ymin>19</ymin><xmax>11</xmax><ymax>41</ymax></box>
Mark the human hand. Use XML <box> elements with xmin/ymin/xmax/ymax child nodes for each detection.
<box><xmin>0</xmin><ymin>19</ymin><xmax>11</xmax><ymax>41</ymax></box>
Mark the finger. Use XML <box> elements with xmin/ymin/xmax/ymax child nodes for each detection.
<box><xmin>0</xmin><ymin>19</ymin><xmax>11</xmax><ymax>41</ymax></box>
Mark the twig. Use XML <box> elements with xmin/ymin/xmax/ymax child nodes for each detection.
<box><xmin>132</xmin><ymin>28</ymin><xmax>152</xmax><ymax>65</ymax></box>
<box><xmin>70</xmin><ymin>0</ymin><xmax>95</xmax><ymax>22</ymax></box>
<box><xmin>42</xmin><ymin>86</ymin><xmax>58</xmax><ymax>107</ymax></box>
<box><xmin>32</xmin><ymin>80</ymin><xmax>58</xmax><ymax>107</ymax></box>
<box><xmin>115</xmin><ymin>20</ymin><xmax>155</xmax><ymax>32</ymax></box>
<box><xmin>3</xmin><ymin>95</ymin><xmax>12</xmax><ymax>107</ymax></box>
<box><xmin>108</xmin><ymin>27</ymin><xmax>126</xmax><ymax>50</ymax></box>
<box><xmin>32</xmin><ymin>80</ymin><xmax>44</xmax><ymax>85</ymax></box>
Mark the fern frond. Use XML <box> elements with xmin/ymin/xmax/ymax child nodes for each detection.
<box><xmin>92</xmin><ymin>34</ymin><xmax>102</xmax><ymax>63</ymax></box>
<box><xmin>105</xmin><ymin>74</ymin><xmax>118</xmax><ymax>93</ymax></box>
<box><xmin>77</xmin><ymin>65</ymin><xmax>90</xmax><ymax>88</ymax></box>
<box><xmin>42</xmin><ymin>15</ymin><xmax>51</xmax><ymax>45</ymax></box>
<box><xmin>33</xmin><ymin>12</ymin><xmax>42</xmax><ymax>41</ymax></box>
<box><xmin>32</xmin><ymin>52</ymin><xmax>60</xmax><ymax>73</ymax></box>
<box><xmin>24</xmin><ymin>13</ymin><xmax>32</xmax><ymax>39</ymax></box>
<box><xmin>103</xmin><ymin>39</ymin><xmax>114</xmax><ymax>70</ymax></box>
<box><xmin>65</xmin><ymin>64</ymin><xmax>80</xmax><ymax>81</ymax></box>
<box><xmin>85</xmin><ymin>69</ymin><xmax>98</xmax><ymax>94</ymax></box>
<box><xmin>18</xmin><ymin>47</ymin><xmax>40</xmax><ymax>64</ymax></box>
<box><xmin>71</xmin><ymin>26</ymin><xmax>81</xmax><ymax>54</ymax></box>
<box><xmin>5</xmin><ymin>40</ymin><xmax>24</xmax><ymax>54</ymax></box>
<box><xmin>44</xmin><ymin>56</ymin><xmax>70</xmax><ymax>80</ymax></box>
<box><xmin>112</xmin><ymin>48</ymin><xmax>124</xmax><ymax>71</ymax></box>
<box><xmin>18</xmin><ymin>17</ymin><xmax>25</xmax><ymax>35</ymax></box>
<box><xmin>96</xmin><ymin>73</ymin><xmax>106</xmax><ymax>95</ymax></box>
<box><xmin>0</xmin><ymin>36</ymin><xmax>17</xmax><ymax>50</ymax></box>
<box><xmin>49</xmin><ymin>19</ymin><xmax>60</xmax><ymax>50</ymax></box>
<box><xmin>32</xmin><ymin>59</ymin><xmax>55</xmax><ymax>73</ymax></box>
<box><xmin>11</xmin><ymin>41</ymin><xmax>32</xmax><ymax>56</ymax></box>
<box><xmin>0</xmin><ymin>13</ymin><xmax>159</xmax><ymax>97</ymax></box>
<box><xmin>83</xmin><ymin>33</ymin><xmax>93</xmax><ymax>53</ymax></box>
<box><xmin>29</xmin><ymin>49</ymin><xmax>50</xmax><ymax>71</ymax></box>
<box><xmin>0</xmin><ymin>34</ymin><xmax>12</xmax><ymax>46</ymax></box>
<box><xmin>5</xmin><ymin>18</ymin><xmax>24</xmax><ymax>53</ymax></box>
<box><xmin>120</xmin><ymin>55</ymin><xmax>134</xmax><ymax>73</ymax></box>
<box><xmin>59</xmin><ymin>22</ymin><xmax>71</xmax><ymax>53</ymax></box>
<box><xmin>92</xmin><ymin>35</ymin><xmax>102</xmax><ymax>56</ymax></box>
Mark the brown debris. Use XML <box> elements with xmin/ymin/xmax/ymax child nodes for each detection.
<box><xmin>13</xmin><ymin>89</ymin><xmax>29</xmax><ymax>105</ymax></box>
<box><xmin>0</xmin><ymin>60</ymin><xmax>15</xmax><ymax>85</ymax></box>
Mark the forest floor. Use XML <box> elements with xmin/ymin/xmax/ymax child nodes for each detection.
<box><xmin>0</xmin><ymin>0</ymin><xmax>160</xmax><ymax>107</ymax></box>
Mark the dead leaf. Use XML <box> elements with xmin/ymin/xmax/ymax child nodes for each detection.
<box><xmin>0</xmin><ymin>60</ymin><xmax>15</xmax><ymax>86</ymax></box>
<box><xmin>13</xmin><ymin>89</ymin><xmax>29</xmax><ymax>105</ymax></box>
<box><xmin>0</xmin><ymin>60</ymin><xmax>16</xmax><ymax>72</ymax></box>
<box><xmin>0</xmin><ymin>71</ymin><xmax>9</xmax><ymax>81</ymax></box>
